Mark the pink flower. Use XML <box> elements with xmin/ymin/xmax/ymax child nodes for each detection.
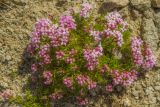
<box><xmin>143</xmin><ymin>45</ymin><xmax>155</xmax><ymax>69</ymax></box>
<box><xmin>88</xmin><ymin>81</ymin><xmax>97</xmax><ymax>90</ymax></box>
<box><xmin>83</xmin><ymin>44</ymin><xmax>103</xmax><ymax>70</ymax></box>
<box><xmin>49</xmin><ymin>92</ymin><xmax>63</xmax><ymax>100</ymax></box>
<box><xmin>63</xmin><ymin>77</ymin><xmax>73</xmax><ymax>88</ymax></box>
<box><xmin>43</xmin><ymin>71</ymin><xmax>53</xmax><ymax>85</ymax></box>
<box><xmin>76</xmin><ymin>97</ymin><xmax>89</xmax><ymax>105</ymax></box>
<box><xmin>50</xmin><ymin>27</ymin><xmax>69</xmax><ymax>47</ymax></box>
<box><xmin>59</xmin><ymin>15</ymin><xmax>76</xmax><ymax>30</ymax></box>
<box><xmin>131</xmin><ymin>36</ymin><xmax>144</xmax><ymax>66</ymax></box>
<box><xmin>113</xmin><ymin>30</ymin><xmax>123</xmax><ymax>47</ymax></box>
<box><xmin>38</xmin><ymin>44</ymin><xmax>51</xmax><ymax>64</ymax></box>
<box><xmin>56</xmin><ymin>51</ymin><xmax>65</xmax><ymax>59</ymax></box>
<box><xmin>106</xmin><ymin>84</ymin><xmax>113</xmax><ymax>92</ymax></box>
<box><xmin>66</xmin><ymin>57</ymin><xmax>75</xmax><ymax>64</ymax></box>
<box><xmin>31</xmin><ymin>63</ymin><xmax>38</xmax><ymax>73</ymax></box>
<box><xmin>89</xmin><ymin>30</ymin><xmax>101</xmax><ymax>41</ymax></box>
<box><xmin>112</xmin><ymin>70</ymin><xmax>137</xmax><ymax>86</ymax></box>
<box><xmin>34</xmin><ymin>19</ymin><xmax>51</xmax><ymax>35</ymax></box>
<box><xmin>80</xmin><ymin>3</ymin><xmax>92</xmax><ymax>18</ymax></box>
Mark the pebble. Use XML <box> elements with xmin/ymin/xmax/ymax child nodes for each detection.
<box><xmin>154</xmin><ymin>86</ymin><xmax>160</xmax><ymax>91</ymax></box>
<box><xmin>5</xmin><ymin>55</ymin><xmax>12</xmax><ymax>61</ymax></box>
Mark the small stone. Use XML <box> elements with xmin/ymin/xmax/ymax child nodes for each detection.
<box><xmin>5</xmin><ymin>55</ymin><xmax>12</xmax><ymax>61</ymax></box>
<box><xmin>123</xmin><ymin>98</ymin><xmax>131</xmax><ymax>107</ymax></box>
<box><xmin>154</xmin><ymin>86</ymin><xmax>160</xmax><ymax>91</ymax></box>
<box><xmin>132</xmin><ymin>90</ymin><xmax>139</xmax><ymax>97</ymax></box>
<box><xmin>152</xmin><ymin>0</ymin><xmax>160</xmax><ymax>8</ymax></box>
<box><xmin>145</xmin><ymin>87</ymin><xmax>154</xmax><ymax>95</ymax></box>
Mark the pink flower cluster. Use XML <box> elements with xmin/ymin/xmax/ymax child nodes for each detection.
<box><xmin>50</xmin><ymin>27</ymin><xmax>69</xmax><ymax>47</ymax></box>
<box><xmin>56</xmin><ymin>49</ymin><xmax>76</xmax><ymax>64</ymax></box>
<box><xmin>100</xmin><ymin>64</ymin><xmax>110</xmax><ymax>74</ymax></box>
<box><xmin>111</xmin><ymin>70</ymin><xmax>137</xmax><ymax>86</ymax></box>
<box><xmin>83</xmin><ymin>44</ymin><xmax>103</xmax><ymax>70</ymax></box>
<box><xmin>76</xmin><ymin>97</ymin><xmax>89</xmax><ymax>105</ymax></box>
<box><xmin>103</xmin><ymin>12</ymin><xmax>128</xmax><ymax>47</ymax></box>
<box><xmin>49</xmin><ymin>92</ymin><xmax>63</xmax><ymax>100</ymax></box>
<box><xmin>63</xmin><ymin>77</ymin><xmax>72</xmax><ymax>88</ymax></box>
<box><xmin>143</xmin><ymin>45</ymin><xmax>155</xmax><ymax>69</ymax></box>
<box><xmin>76</xmin><ymin>74</ymin><xmax>97</xmax><ymax>90</ymax></box>
<box><xmin>43</xmin><ymin>71</ymin><xmax>53</xmax><ymax>85</ymax></box>
<box><xmin>105</xmin><ymin>11</ymin><xmax>127</xmax><ymax>32</ymax></box>
<box><xmin>131</xmin><ymin>36</ymin><xmax>144</xmax><ymax>66</ymax></box>
<box><xmin>0</xmin><ymin>89</ymin><xmax>12</xmax><ymax>101</ymax></box>
<box><xmin>59</xmin><ymin>15</ymin><xmax>76</xmax><ymax>30</ymax></box>
<box><xmin>38</xmin><ymin>44</ymin><xmax>51</xmax><ymax>64</ymax></box>
<box><xmin>105</xmin><ymin>84</ymin><xmax>113</xmax><ymax>92</ymax></box>
<box><xmin>31</xmin><ymin>63</ymin><xmax>38</xmax><ymax>73</ymax></box>
<box><xmin>56</xmin><ymin>50</ymin><xmax>65</xmax><ymax>59</ymax></box>
<box><xmin>80</xmin><ymin>3</ymin><xmax>92</xmax><ymax>18</ymax></box>
<box><xmin>89</xmin><ymin>30</ymin><xmax>102</xmax><ymax>41</ymax></box>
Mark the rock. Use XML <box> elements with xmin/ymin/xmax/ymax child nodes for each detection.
<box><xmin>152</xmin><ymin>0</ymin><xmax>160</xmax><ymax>8</ymax></box>
<box><xmin>130</xmin><ymin>0</ymin><xmax>151</xmax><ymax>11</ymax></box>
<box><xmin>145</xmin><ymin>87</ymin><xmax>154</xmax><ymax>95</ymax></box>
<box><xmin>123</xmin><ymin>98</ymin><xmax>131</xmax><ymax>107</ymax></box>
<box><xmin>154</xmin><ymin>86</ymin><xmax>160</xmax><ymax>91</ymax></box>
<box><xmin>5</xmin><ymin>55</ymin><xmax>12</xmax><ymax>61</ymax></box>
<box><xmin>105</xmin><ymin>0</ymin><xmax>129</xmax><ymax>7</ymax></box>
<box><xmin>141</xmin><ymin>18</ymin><xmax>159</xmax><ymax>52</ymax></box>
<box><xmin>132</xmin><ymin>90</ymin><xmax>139</xmax><ymax>98</ymax></box>
<box><xmin>12</xmin><ymin>0</ymin><xmax>28</xmax><ymax>6</ymax></box>
<box><xmin>143</xmin><ymin>8</ymin><xmax>154</xmax><ymax>19</ymax></box>
<box><xmin>99</xmin><ymin>0</ymin><xmax>129</xmax><ymax>12</ymax></box>
<box><xmin>148</xmin><ymin>95</ymin><xmax>157</xmax><ymax>104</ymax></box>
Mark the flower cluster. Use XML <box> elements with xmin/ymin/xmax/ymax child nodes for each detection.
<box><xmin>25</xmin><ymin>3</ymin><xmax>156</xmax><ymax>106</ymax></box>
<box><xmin>131</xmin><ymin>36</ymin><xmax>143</xmax><ymax>66</ymax></box>
<box><xmin>80</xmin><ymin>3</ymin><xmax>92</xmax><ymax>18</ymax></box>
<box><xmin>76</xmin><ymin>74</ymin><xmax>97</xmax><ymax>90</ymax></box>
<box><xmin>89</xmin><ymin>30</ymin><xmax>101</xmax><ymax>41</ymax></box>
<box><xmin>63</xmin><ymin>77</ymin><xmax>73</xmax><ymax>88</ymax></box>
<box><xmin>43</xmin><ymin>71</ymin><xmax>53</xmax><ymax>85</ymax></box>
<box><xmin>38</xmin><ymin>44</ymin><xmax>51</xmax><ymax>64</ymax></box>
<box><xmin>83</xmin><ymin>44</ymin><xmax>103</xmax><ymax>70</ymax></box>
<box><xmin>111</xmin><ymin>70</ymin><xmax>137</xmax><ymax>86</ymax></box>
<box><xmin>59</xmin><ymin>15</ymin><xmax>76</xmax><ymax>30</ymax></box>
<box><xmin>143</xmin><ymin>45</ymin><xmax>155</xmax><ymax>69</ymax></box>
<box><xmin>76</xmin><ymin>97</ymin><xmax>89</xmax><ymax>106</ymax></box>
<box><xmin>31</xmin><ymin>63</ymin><xmax>38</xmax><ymax>73</ymax></box>
<box><xmin>49</xmin><ymin>92</ymin><xmax>63</xmax><ymax>100</ymax></box>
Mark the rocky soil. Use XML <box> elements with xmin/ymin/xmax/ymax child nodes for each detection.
<box><xmin>0</xmin><ymin>0</ymin><xmax>160</xmax><ymax>107</ymax></box>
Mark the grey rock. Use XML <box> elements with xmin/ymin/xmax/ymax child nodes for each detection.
<box><xmin>142</xmin><ymin>18</ymin><xmax>159</xmax><ymax>52</ymax></box>
<box><xmin>152</xmin><ymin>0</ymin><xmax>160</xmax><ymax>8</ymax></box>
<box><xmin>12</xmin><ymin>0</ymin><xmax>28</xmax><ymax>6</ymax></box>
<box><xmin>130</xmin><ymin>0</ymin><xmax>151</xmax><ymax>12</ymax></box>
<box><xmin>105</xmin><ymin>0</ymin><xmax>129</xmax><ymax>7</ymax></box>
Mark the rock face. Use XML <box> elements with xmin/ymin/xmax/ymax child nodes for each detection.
<box><xmin>152</xmin><ymin>0</ymin><xmax>160</xmax><ymax>8</ymax></box>
<box><xmin>130</xmin><ymin>0</ymin><xmax>151</xmax><ymax>11</ymax></box>
<box><xmin>142</xmin><ymin>18</ymin><xmax>158</xmax><ymax>51</ymax></box>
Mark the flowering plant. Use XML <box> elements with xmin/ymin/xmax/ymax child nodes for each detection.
<box><xmin>26</xmin><ymin>3</ymin><xmax>155</xmax><ymax>106</ymax></box>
